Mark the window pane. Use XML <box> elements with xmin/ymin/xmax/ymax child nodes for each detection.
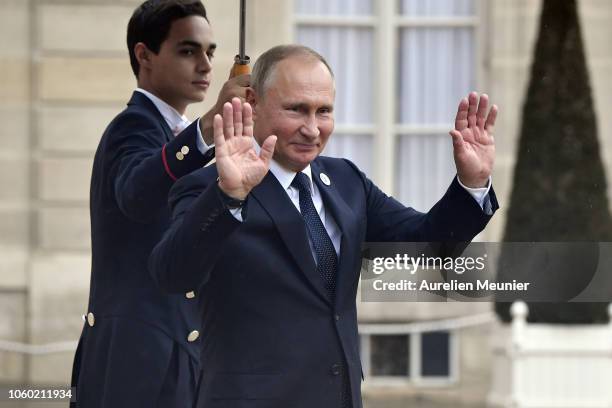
<box><xmin>323</xmin><ymin>134</ymin><xmax>373</xmax><ymax>175</ymax></box>
<box><xmin>295</xmin><ymin>0</ymin><xmax>373</xmax><ymax>16</ymax></box>
<box><xmin>396</xmin><ymin>134</ymin><xmax>455</xmax><ymax>211</ymax></box>
<box><xmin>400</xmin><ymin>0</ymin><xmax>475</xmax><ymax>16</ymax></box>
<box><xmin>371</xmin><ymin>335</ymin><xmax>410</xmax><ymax>376</ymax></box>
<box><xmin>296</xmin><ymin>27</ymin><xmax>374</xmax><ymax>125</ymax></box>
<box><xmin>421</xmin><ymin>331</ymin><xmax>451</xmax><ymax>377</ymax></box>
<box><xmin>398</xmin><ymin>27</ymin><xmax>475</xmax><ymax>124</ymax></box>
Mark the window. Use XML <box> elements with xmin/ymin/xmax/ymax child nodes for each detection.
<box><xmin>294</xmin><ymin>0</ymin><xmax>483</xmax><ymax>211</ymax></box>
<box><xmin>421</xmin><ymin>331</ymin><xmax>451</xmax><ymax>377</ymax></box>
<box><xmin>371</xmin><ymin>334</ymin><xmax>410</xmax><ymax>376</ymax></box>
<box><xmin>360</xmin><ymin>327</ymin><xmax>457</xmax><ymax>385</ymax></box>
<box><xmin>396</xmin><ymin>0</ymin><xmax>479</xmax><ymax>211</ymax></box>
<box><xmin>294</xmin><ymin>0</ymin><xmax>375</xmax><ymax>176</ymax></box>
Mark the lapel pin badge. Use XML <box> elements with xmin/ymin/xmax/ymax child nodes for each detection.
<box><xmin>320</xmin><ymin>173</ymin><xmax>331</xmax><ymax>186</ymax></box>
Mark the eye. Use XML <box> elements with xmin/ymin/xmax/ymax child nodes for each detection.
<box><xmin>317</xmin><ymin>107</ymin><xmax>334</xmax><ymax>117</ymax></box>
<box><xmin>180</xmin><ymin>49</ymin><xmax>195</xmax><ymax>56</ymax></box>
<box><xmin>206</xmin><ymin>51</ymin><xmax>215</xmax><ymax>60</ymax></box>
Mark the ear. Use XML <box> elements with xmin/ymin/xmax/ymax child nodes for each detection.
<box><xmin>246</xmin><ymin>87</ymin><xmax>257</xmax><ymax>119</ymax></box>
<box><xmin>246</xmin><ymin>87</ymin><xmax>256</xmax><ymax>106</ymax></box>
<box><xmin>134</xmin><ymin>42</ymin><xmax>152</xmax><ymax>70</ymax></box>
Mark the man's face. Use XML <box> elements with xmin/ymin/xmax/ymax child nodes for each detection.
<box><xmin>251</xmin><ymin>57</ymin><xmax>335</xmax><ymax>172</ymax></box>
<box><xmin>144</xmin><ymin>16</ymin><xmax>215</xmax><ymax>113</ymax></box>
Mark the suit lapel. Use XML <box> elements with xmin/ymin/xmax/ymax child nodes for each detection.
<box><xmin>251</xmin><ymin>172</ymin><xmax>331</xmax><ymax>306</ymax></box>
<box><xmin>311</xmin><ymin>160</ymin><xmax>358</xmax><ymax>308</ymax></box>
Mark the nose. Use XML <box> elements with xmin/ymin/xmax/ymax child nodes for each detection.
<box><xmin>198</xmin><ymin>53</ymin><xmax>212</xmax><ymax>73</ymax></box>
<box><xmin>300</xmin><ymin>115</ymin><xmax>320</xmax><ymax>139</ymax></box>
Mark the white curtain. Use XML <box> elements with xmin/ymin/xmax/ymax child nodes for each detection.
<box><xmin>398</xmin><ymin>28</ymin><xmax>475</xmax><ymax>125</ymax></box>
<box><xmin>295</xmin><ymin>0</ymin><xmax>373</xmax><ymax>16</ymax></box>
<box><xmin>400</xmin><ymin>0</ymin><xmax>475</xmax><ymax>16</ymax></box>
<box><xmin>296</xmin><ymin>24</ymin><xmax>374</xmax><ymax>173</ymax></box>
<box><xmin>396</xmin><ymin>134</ymin><xmax>456</xmax><ymax>212</ymax></box>
<box><xmin>396</xmin><ymin>1</ymin><xmax>476</xmax><ymax>211</ymax></box>
<box><xmin>323</xmin><ymin>134</ymin><xmax>373</xmax><ymax>175</ymax></box>
<box><xmin>296</xmin><ymin>27</ymin><xmax>374</xmax><ymax>124</ymax></box>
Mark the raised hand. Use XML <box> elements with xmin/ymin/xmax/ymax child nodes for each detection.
<box><xmin>215</xmin><ymin>97</ymin><xmax>276</xmax><ymax>200</ymax></box>
<box><xmin>449</xmin><ymin>92</ymin><xmax>498</xmax><ymax>188</ymax></box>
<box><xmin>200</xmin><ymin>74</ymin><xmax>252</xmax><ymax>144</ymax></box>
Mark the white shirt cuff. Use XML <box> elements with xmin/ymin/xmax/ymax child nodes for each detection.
<box><xmin>456</xmin><ymin>175</ymin><xmax>492</xmax><ymax>212</ymax></box>
<box><xmin>195</xmin><ymin>118</ymin><xmax>214</xmax><ymax>155</ymax></box>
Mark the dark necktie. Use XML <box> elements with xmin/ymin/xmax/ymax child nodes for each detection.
<box><xmin>292</xmin><ymin>172</ymin><xmax>350</xmax><ymax>407</ymax></box>
<box><xmin>291</xmin><ymin>172</ymin><xmax>338</xmax><ymax>301</ymax></box>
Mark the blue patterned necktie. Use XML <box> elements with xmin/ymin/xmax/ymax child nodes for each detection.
<box><xmin>291</xmin><ymin>172</ymin><xmax>338</xmax><ymax>301</ymax></box>
<box><xmin>292</xmin><ymin>172</ymin><xmax>350</xmax><ymax>407</ymax></box>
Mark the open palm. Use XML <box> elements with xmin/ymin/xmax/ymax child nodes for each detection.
<box><xmin>450</xmin><ymin>92</ymin><xmax>498</xmax><ymax>188</ymax></box>
<box><xmin>215</xmin><ymin>98</ymin><xmax>276</xmax><ymax>199</ymax></box>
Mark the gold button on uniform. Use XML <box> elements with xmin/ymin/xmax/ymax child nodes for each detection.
<box><xmin>187</xmin><ymin>330</ymin><xmax>200</xmax><ymax>342</ymax></box>
<box><xmin>185</xmin><ymin>291</ymin><xmax>195</xmax><ymax>299</ymax></box>
<box><xmin>87</xmin><ymin>312</ymin><xmax>95</xmax><ymax>327</ymax></box>
<box><xmin>181</xmin><ymin>146</ymin><xmax>190</xmax><ymax>155</ymax></box>
<box><xmin>176</xmin><ymin>151</ymin><xmax>184</xmax><ymax>161</ymax></box>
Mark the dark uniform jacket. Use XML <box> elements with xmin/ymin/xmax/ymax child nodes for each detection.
<box><xmin>71</xmin><ymin>91</ymin><xmax>214</xmax><ymax>407</ymax></box>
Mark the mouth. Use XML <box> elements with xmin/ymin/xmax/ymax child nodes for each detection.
<box><xmin>192</xmin><ymin>80</ymin><xmax>210</xmax><ymax>89</ymax></box>
<box><xmin>291</xmin><ymin>142</ymin><xmax>318</xmax><ymax>152</ymax></box>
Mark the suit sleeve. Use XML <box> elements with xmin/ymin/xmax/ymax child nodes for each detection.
<box><xmin>149</xmin><ymin>170</ymin><xmax>243</xmax><ymax>293</ymax></box>
<box><xmin>342</xmin><ymin>160</ymin><xmax>499</xmax><ymax>242</ymax></box>
<box><xmin>108</xmin><ymin>112</ymin><xmax>213</xmax><ymax>223</ymax></box>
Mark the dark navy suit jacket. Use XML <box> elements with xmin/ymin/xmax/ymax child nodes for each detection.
<box><xmin>71</xmin><ymin>92</ymin><xmax>213</xmax><ymax>407</ymax></box>
<box><xmin>150</xmin><ymin>156</ymin><xmax>498</xmax><ymax>408</ymax></box>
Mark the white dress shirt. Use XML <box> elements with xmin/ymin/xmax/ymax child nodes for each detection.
<box><xmin>135</xmin><ymin>88</ymin><xmax>212</xmax><ymax>155</ymax></box>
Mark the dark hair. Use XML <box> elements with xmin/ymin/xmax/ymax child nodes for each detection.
<box><xmin>252</xmin><ymin>44</ymin><xmax>335</xmax><ymax>97</ymax></box>
<box><xmin>127</xmin><ymin>0</ymin><xmax>208</xmax><ymax>77</ymax></box>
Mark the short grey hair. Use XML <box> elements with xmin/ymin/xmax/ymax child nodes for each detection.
<box><xmin>251</xmin><ymin>44</ymin><xmax>335</xmax><ymax>97</ymax></box>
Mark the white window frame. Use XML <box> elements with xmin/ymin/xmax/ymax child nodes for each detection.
<box><xmin>291</xmin><ymin>0</ymin><xmax>488</xmax><ymax>195</ymax></box>
<box><xmin>359</xmin><ymin>325</ymin><xmax>459</xmax><ymax>387</ymax></box>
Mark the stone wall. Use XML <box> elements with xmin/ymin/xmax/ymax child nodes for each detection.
<box><xmin>0</xmin><ymin>1</ymin><xmax>611</xmax><ymax>407</ymax></box>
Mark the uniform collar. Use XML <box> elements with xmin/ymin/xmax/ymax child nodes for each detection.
<box><xmin>135</xmin><ymin>88</ymin><xmax>190</xmax><ymax>135</ymax></box>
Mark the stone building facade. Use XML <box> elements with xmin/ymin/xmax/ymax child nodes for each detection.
<box><xmin>0</xmin><ymin>0</ymin><xmax>610</xmax><ymax>406</ymax></box>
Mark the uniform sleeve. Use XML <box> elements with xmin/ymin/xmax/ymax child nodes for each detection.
<box><xmin>108</xmin><ymin>113</ymin><xmax>214</xmax><ymax>223</ymax></box>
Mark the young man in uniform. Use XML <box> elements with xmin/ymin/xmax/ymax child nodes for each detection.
<box><xmin>70</xmin><ymin>1</ymin><xmax>248</xmax><ymax>406</ymax></box>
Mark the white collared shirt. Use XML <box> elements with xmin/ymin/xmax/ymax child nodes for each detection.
<box><xmin>135</xmin><ymin>88</ymin><xmax>212</xmax><ymax>154</ymax></box>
